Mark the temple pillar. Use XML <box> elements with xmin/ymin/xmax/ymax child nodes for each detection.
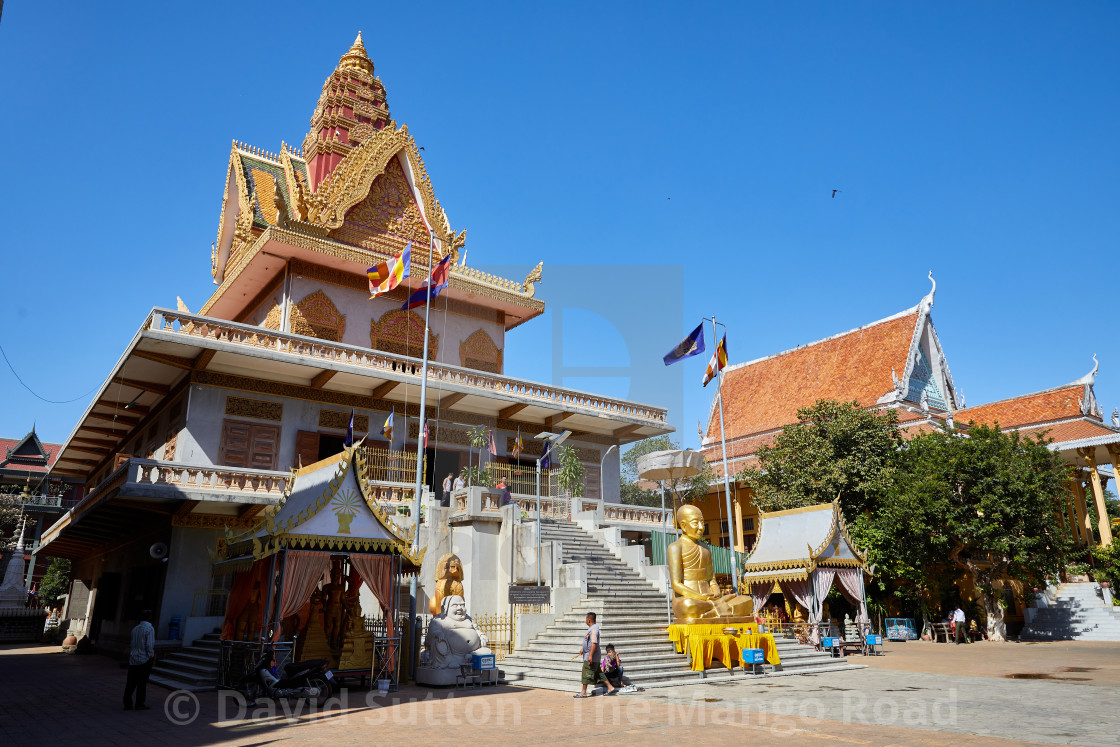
<box><xmin>1080</xmin><ymin>448</ymin><xmax>1113</xmax><ymax>547</ymax></box>
<box><xmin>733</xmin><ymin>497</ymin><xmax>745</xmax><ymax>553</ymax></box>
<box><xmin>1063</xmin><ymin>482</ymin><xmax>1080</xmax><ymax>546</ymax></box>
<box><xmin>1072</xmin><ymin>479</ymin><xmax>1092</xmax><ymax>547</ymax></box>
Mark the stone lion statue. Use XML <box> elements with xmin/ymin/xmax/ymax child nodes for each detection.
<box><xmin>428</xmin><ymin>553</ymin><xmax>465</xmax><ymax>615</ymax></box>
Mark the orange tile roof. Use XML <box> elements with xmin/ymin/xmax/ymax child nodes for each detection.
<box><xmin>706</xmin><ymin>311</ymin><xmax>919</xmax><ymax>443</ymax></box>
<box><xmin>956</xmin><ymin>386</ymin><xmax>1084</xmax><ymax>430</ymax></box>
<box><xmin>1015</xmin><ymin>418</ymin><xmax>1120</xmax><ymax>444</ymax></box>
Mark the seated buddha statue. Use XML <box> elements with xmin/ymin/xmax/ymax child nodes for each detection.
<box><xmin>667</xmin><ymin>504</ymin><xmax>754</xmax><ymax>622</ymax></box>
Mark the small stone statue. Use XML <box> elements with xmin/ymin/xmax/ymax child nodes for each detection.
<box><xmin>424</xmin><ymin>595</ymin><xmax>491</xmax><ymax>670</ymax></box>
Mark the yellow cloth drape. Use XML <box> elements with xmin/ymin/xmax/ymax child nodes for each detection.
<box><xmin>667</xmin><ymin>624</ymin><xmax>779</xmax><ymax>672</ymax></box>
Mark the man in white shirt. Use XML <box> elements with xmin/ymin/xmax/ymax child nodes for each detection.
<box><xmin>952</xmin><ymin>606</ymin><xmax>968</xmax><ymax>644</ymax></box>
<box><xmin>124</xmin><ymin>609</ymin><xmax>156</xmax><ymax>710</ymax></box>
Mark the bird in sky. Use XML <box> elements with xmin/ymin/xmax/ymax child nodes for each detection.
<box><xmin>832</xmin><ymin>190</ymin><xmax>841</xmax><ymax>198</ymax></box>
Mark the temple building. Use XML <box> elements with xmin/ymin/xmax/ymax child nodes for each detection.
<box><xmin>0</xmin><ymin>429</ymin><xmax>80</xmax><ymax>593</ymax></box>
<box><xmin>34</xmin><ymin>35</ymin><xmax>672</xmax><ymax>648</ymax></box>
<box><xmin>697</xmin><ymin>277</ymin><xmax>1119</xmax><ymax>554</ymax></box>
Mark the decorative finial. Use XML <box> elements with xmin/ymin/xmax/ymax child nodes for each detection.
<box><xmin>920</xmin><ymin>270</ymin><xmax>936</xmax><ymax>313</ymax></box>
<box><xmin>1112</xmin><ymin>408</ymin><xmax>1119</xmax><ymax>427</ymax></box>
<box><xmin>338</xmin><ymin>32</ymin><xmax>374</xmax><ymax>75</ymax></box>
<box><xmin>1073</xmin><ymin>354</ymin><xmax>1099</xmax><ymax>386</ymax></box>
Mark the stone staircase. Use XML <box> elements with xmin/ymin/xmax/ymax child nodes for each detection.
<box><xmin>1021</xmin><ymin>582</ymin><xmax>1120</xmax><ymax>642</ymax></box>
<box><xmin>150</xmin><ymin>630</ymin><xmax>220</xmax><ymax>692</ymax></box>
<box><xmin>501</xmin><ymin>518</ymin><xmax>862</xmax><ymax>692</ymax></box>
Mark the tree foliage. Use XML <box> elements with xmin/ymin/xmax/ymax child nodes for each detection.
<box><xmin>620</xmin><ymin>436</ymin><xmax>713</xmax><ymax>508</ymax></box>
<box><xmin>879</xmin><ymin>424</ymin><xmax>1073</xmax><ymax>639</ymax></box>
<box><xmin>742</xmin><ymin>400</ymin><xmax>904</xmax><ymax>517</ymax></box>
<box><xmin>38</xmin><ymin>558</ymin><xmax>71</xmax><ymax>608</ymax></box>
<box><xmin>0</xmin><ymin>485</ymin><xmax>23</xmax><ymax>551</ymax></box>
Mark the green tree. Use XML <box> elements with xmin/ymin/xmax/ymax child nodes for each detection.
<box><xmin>466</xmin><ymin>425</ymin><xmax>490</xmax><ymax>487</ymax></box>
<box><xmin>556</xmin><ymin>444</ymin><xmax>586</xmax><ymax>497</ymax></box>
<box><xmin>38</xmin><ymin>558</ymin><xmax>71</xmax><ymax>608</ymax></box>
<box><xmin>743</xmin><ymin>400</ymin><xmax>904</xmax><ymax>517</ymax></box>
<box><xmin>885</xmin><ymin>424</ymin><xmax>1073</xmax><ymax>640</ymax></box>
<box><xmin>620</xmin><ymin>436</ymin><xmax>713</xmax><ymax>508</ymax></box>
<box><xmin>0</xmin><ymin>485</ymin><xmax>23</xmax><ymax>550</ymax></box>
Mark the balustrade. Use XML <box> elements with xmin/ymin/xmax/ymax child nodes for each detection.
<box><xmin>147</xmin><ymin>309</ymin><xmax>668</xmax><ymax>424</ymax></box>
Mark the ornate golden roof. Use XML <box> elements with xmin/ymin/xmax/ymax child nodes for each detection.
<box><xmin>338</xmin><ymin>32</ymin><xmax>375</xmax><ymax>76</ymax></box>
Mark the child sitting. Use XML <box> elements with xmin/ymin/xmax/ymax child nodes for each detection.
<box><xmin>601</xmin><ymin>644</ymin><xmax>624</xmax><ymax>689</ymax></box>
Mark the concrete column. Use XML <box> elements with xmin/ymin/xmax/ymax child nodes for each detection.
<box><xmin>1080</xmin><ymin>448</ymin><xmax>1114</xmax><ymax>547</ymax></box>
<box><xmin>1072</xmin><ymin>479</ymin><xmax>1093</xmax><ymax>547</ymax></box>
<box><xmin>1064</xmin><ymin>483</ymin><xmax>1081</xmax><ymax>547</ymax></box>
<box><xmin>733</xmin><ymin>496</ymin><xmax>745</xmax><ymax>553</ymax></box>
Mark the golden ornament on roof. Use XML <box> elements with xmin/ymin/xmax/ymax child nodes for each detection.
<box><xmin>338</xmin><ymin>32</ymin><xmax>375</xmax><ymax>76</ymax></box>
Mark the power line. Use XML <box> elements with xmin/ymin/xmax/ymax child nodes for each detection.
<box><xmin>0</xmin><ymin>342</ymin><xmax>100</xmax><ymax>404</ymax></box>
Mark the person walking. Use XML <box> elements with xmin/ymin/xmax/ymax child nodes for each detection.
<box><xmin>453</xmin><ymin>471</ymin><xmax>466</xmax><ymax>492</ymax></box>
<box><xmin>441</xmin><ymin>472</ymin><xmax>454</xmax><ymax>507</ymax></box>
<box><xmin>123</xmin><ymin>609</ymin><xmax>155</xmax><ymax>710</ymax></box>
<box><xmin>952</xmin><ymin>606</ymin><xmax>968</xmax><ymax>644</ymax></box>
<box><xmin>574</xmin><ymin>612</ymin><xmax>616</xmax><ymax>698</ymax></box>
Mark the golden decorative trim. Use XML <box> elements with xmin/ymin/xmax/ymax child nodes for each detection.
<box><xmin>523</xmin><ymin>261</ymin><xmax>543</xmax><ymax>298</ymax></box>
<box><xmin>262</xmin><ymin>303</ymin><xmax>283</xmax><ymax>331</ymax></box>
<box><xmin>172</xmin><ymin>514</ymin><xmax>260</xmax><ymax>530</ymax></box>
<box><xmin>743</xmin><ymin>571</ymin><xmax>809</xmax><ymax>586</ymax></box>
<box><xmin>320</xmin><ymin>409</ymin><xmax>369</xmax><ymax>432</ymax></box>
<box><xmin>460</xmin><ymin>329</ymin><xmax>503</xmax><ymax>374</ymax></box>
<box><xmin>225</xmin><ymin>396</ymin><xmax>283</xmax><ymax>422</ymax></box>
<box><xmin>293</xmin><ymin>289</ymin><xmax>346</xmax><ymax>342</ymax></box>
<box><xmin>371</xmin><ymin>308</ymin><xmax>438</xmax><ymax>360</ymax></box>
<box><xmin>761</xmin><ymin>504</ymin><xmax>834</xmax><ymax>519</ymax></box>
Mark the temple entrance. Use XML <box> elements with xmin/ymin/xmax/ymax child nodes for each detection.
<box><xmin>429</xmin><ymin>448</ymin><xmax>461</xmax><ymax>504</ymax></box>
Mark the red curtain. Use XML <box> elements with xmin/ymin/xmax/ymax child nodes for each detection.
<box><xmin>277</xmin><ymin>552</ymin><xmax>331</xmax><ymax>625</ymax></box>
<box><xmin>221</xmin><ymin>560</ymin><xmax>267</xmax><ymax>640</ymax></box>
<box><xmin>350</xmin><ymin>554</ymin><xmax>395</xmax><ymax>637</ymax></box>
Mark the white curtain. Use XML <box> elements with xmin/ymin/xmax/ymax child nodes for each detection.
<box><xmin>834</xmin><ymin>568</ymin><xmax>869</xmax><ymax>627</ymax></box>
<box><xmin>778</xmin><ymin>577</ymin><xmax>813</xmax><ymax>642</ymax></box>
<box><xmin>750</xmin><ymin>582</ymin><xmax>774</xmax><ymax>616</ymax></box>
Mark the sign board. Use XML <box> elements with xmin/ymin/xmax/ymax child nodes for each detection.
<box><xmin>508</xmin><ymin>585</ymin><xmax>551</xmax><ymax>605</ymax></box>
<box><xmin>472</xmin><ymin>653</ymin><xmax>496</xmax><ymax>670</ymax></box>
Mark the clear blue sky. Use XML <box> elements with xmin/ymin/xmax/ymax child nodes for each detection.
<box><xmin>1</xmin><ymin>1</ymin><xmax>1117</xmax><ymax>448</ymax></box>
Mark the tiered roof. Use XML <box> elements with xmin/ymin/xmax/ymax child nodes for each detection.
<box><xmin>0</xmin><ymin>429</ymin><xmax>60</xmax><ymax>477</ymax></box>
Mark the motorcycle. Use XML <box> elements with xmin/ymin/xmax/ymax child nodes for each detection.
<box><xmin>240</xmin><ymin>650</ymin><xmax>334</xmax><ymax>707</ymax></box>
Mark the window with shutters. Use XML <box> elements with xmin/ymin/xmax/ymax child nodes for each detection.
<box><xmin>219</xmin><ymin>420</ymin><xmax>280</xmax><ymax>470</ymax></box>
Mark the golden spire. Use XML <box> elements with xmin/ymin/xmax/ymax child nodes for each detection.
<box><xmin>338</xmin><ymin>32</ymin><xmax>374</xmax><ymax>76</ymax></box>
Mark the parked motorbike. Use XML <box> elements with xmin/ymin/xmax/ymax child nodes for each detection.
<box><xmin>241</xmin><ymin>650</ymin><xmax>333</xmax><ymax>706</ymax></box>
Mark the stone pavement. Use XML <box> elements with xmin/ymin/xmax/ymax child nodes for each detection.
<box><xmin>2</xmin><ymin>641</ymin><xmax>1118</xmax><ymax>746</ymax></box>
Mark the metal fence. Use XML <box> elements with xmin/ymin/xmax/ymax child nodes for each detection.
<box><xmin>487</xmin><ymin>463</ymin><xmax>553</xmax><ymax>497</ymax></box>
<box><xmin>359</xmin><ymin>445</ymin><xmax>423</xmax><ymax>484</ymax></box>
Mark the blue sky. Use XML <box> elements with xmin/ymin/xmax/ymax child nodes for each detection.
<box><xmin>1</xmin><ymin>1</ymin><xmax>1117</xmax><ymax>448</ymax></box>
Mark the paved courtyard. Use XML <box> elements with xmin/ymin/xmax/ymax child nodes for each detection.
<box><xmin>2</xmin><ymin>640</ymin><xmax>1117</xmax><ymax>746</ymax></box>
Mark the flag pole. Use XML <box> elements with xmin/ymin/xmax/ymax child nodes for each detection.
<box><xmin>705</xmin><ymin>316</ymin><xmax>739</xmax><ymax>596</ymax></box>
<box><xmin>407</xmin><ymin>234</ymin><xmax>436</xmax><ymax>681</ymax></box>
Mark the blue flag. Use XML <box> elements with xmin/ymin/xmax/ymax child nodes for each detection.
<box><xmin>344</xmin><ymin>409</ymin><xmax>355</xmax><ymax>447</ymax></box>
<box><xmin>664</xmin><ymin>323</ymin><xmax>706</xmax><ymax>365</ymax></box>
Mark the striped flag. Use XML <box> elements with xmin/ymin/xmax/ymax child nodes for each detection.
<box><xmin>488</xmin><ymin>428</ymin><xmax>497</xmax><ymax>457</ymax></box>
<box><xmin>368</xmin><ymin>243</ymin><xmax>411</xmax><ymax>297</ymax></box>
<box><xmin>422</xmin><ymin>420</ymin><xmax>429</xmax><ymax>449</ymax></box>
<box><xmin>511</xmin><ymin>429</ymin><xmax>523</xmax><ymax>459</ymax></box>
<box><xmin>702</xmin><ymin>334</ymin><xmax>728</xmax><ymax>387</ymax></box>
<box><xmin>381</xmin><ymin>408</ymin><xmax>395</xmax><ymax>441</ymax></box>
<box><xmin>401</xmin><ymin>254</ymin><xmax>452</xmax><ymax>310</ymax></box>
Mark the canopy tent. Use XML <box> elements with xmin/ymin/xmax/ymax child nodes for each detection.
<box><xmin>216</xmin><ymin>444</ymin><xmax>424</xmax><ymax>687</ymax></box>
<box><xmin>740</xmin><ymin>502</ymin><xmax>869</xmax><ymax>643</ymax></box>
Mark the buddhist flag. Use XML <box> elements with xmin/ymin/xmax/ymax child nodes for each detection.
<box><xmin>401</xmin><ymin>254</ymin><xmax>452</xmax><ymax>310</ymax></box>
<box><xmin>702</xmin><ymin>334</ymin><xmax>728</xmax><ymax>387</ymax></box>
<box><xmin>511</xmin><ymin>429</ymin><xmax>523</xmax><ymax>459</ymax></box>
<box><xmin>381</xmin><ymin>408</ymin><xmax>395</xmax><ymax>441</ymax></box>
<box><xmin>368</xmin><ymin>243</ymin><xmax>411</xmax><ymax>297</ymax></box>
<box><xmin>664</xmin><ymin>323</ymin><xmax>706</xmax><ymax>365</ymax></box>
<box><xmin>422</xmin><ymin>420</ymin><xmax>430</xmax><ymax>449</ymax></box>
<box><xmin>344</xmin><ymin>409</ymin><xmax>355</xmax><ymax>447</ymax></box>
<box><xmin>488</xmin><ymin>428</ymin><xmax>497</xmax><ymax>457</ymax></box>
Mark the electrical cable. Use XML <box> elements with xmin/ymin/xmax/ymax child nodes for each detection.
<box><xmin>0</xmin><ymin>341</ymin><xmax>100</xmax><ymax>404</ymax></box>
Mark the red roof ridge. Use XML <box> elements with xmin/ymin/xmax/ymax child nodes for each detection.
<box><xmin>956</xmin><ymin>382</ymin><xmax>1083</xmax><ymax>417</ymax></box>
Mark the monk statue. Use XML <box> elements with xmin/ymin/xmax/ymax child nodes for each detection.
<box><xmin>667</xmin><ymin>504</ymin><xmax>753</xmax><ymax>622</ymax></box>
<box><xmin>322</xmin><ymin>564</ymin><xmax>347</xmax><ymax>650</ymax></box>
<box><xmin>234</xmin><ymin>581</ymin><xmax>262</xmax><ymax>641</ymax></box>
<box><xmin>428</xmin><ymin>553</ymin><xmax>465</xmax><ymax>615</ymax></box>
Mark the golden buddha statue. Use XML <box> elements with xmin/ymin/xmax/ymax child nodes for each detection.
<box><xmin>667</xmin><ymin>504</ymin><xmax>753</xmax><ymax>623</ymax></box>
<box><xmin>429</xmin><ymin>553</ymin><xmax>465</xmax><ymax>615</ymax></box>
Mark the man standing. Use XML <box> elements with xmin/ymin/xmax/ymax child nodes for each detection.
<box><xmin>574</xmin><ymin>612</ymin><xmax>616</xmax><ymax>698</ymax></box>
<box><xmin>952</xmin><ymin>606</ymin><xmax>968</xmax><ymax>644</ymax></box>
<box><xmin>453</xmin><ymin>471</ymin><xmax>466</xmax><ymax>492</ymax></box>
<box><xmin>441</xmin><ymin>472</ymin><xmax>454</xmax><ymax>507</ymax></box>
<box><xmin>123</xmin><ymin>609</ymin><xmax>155</xmax><ymax>710</ymax></box>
